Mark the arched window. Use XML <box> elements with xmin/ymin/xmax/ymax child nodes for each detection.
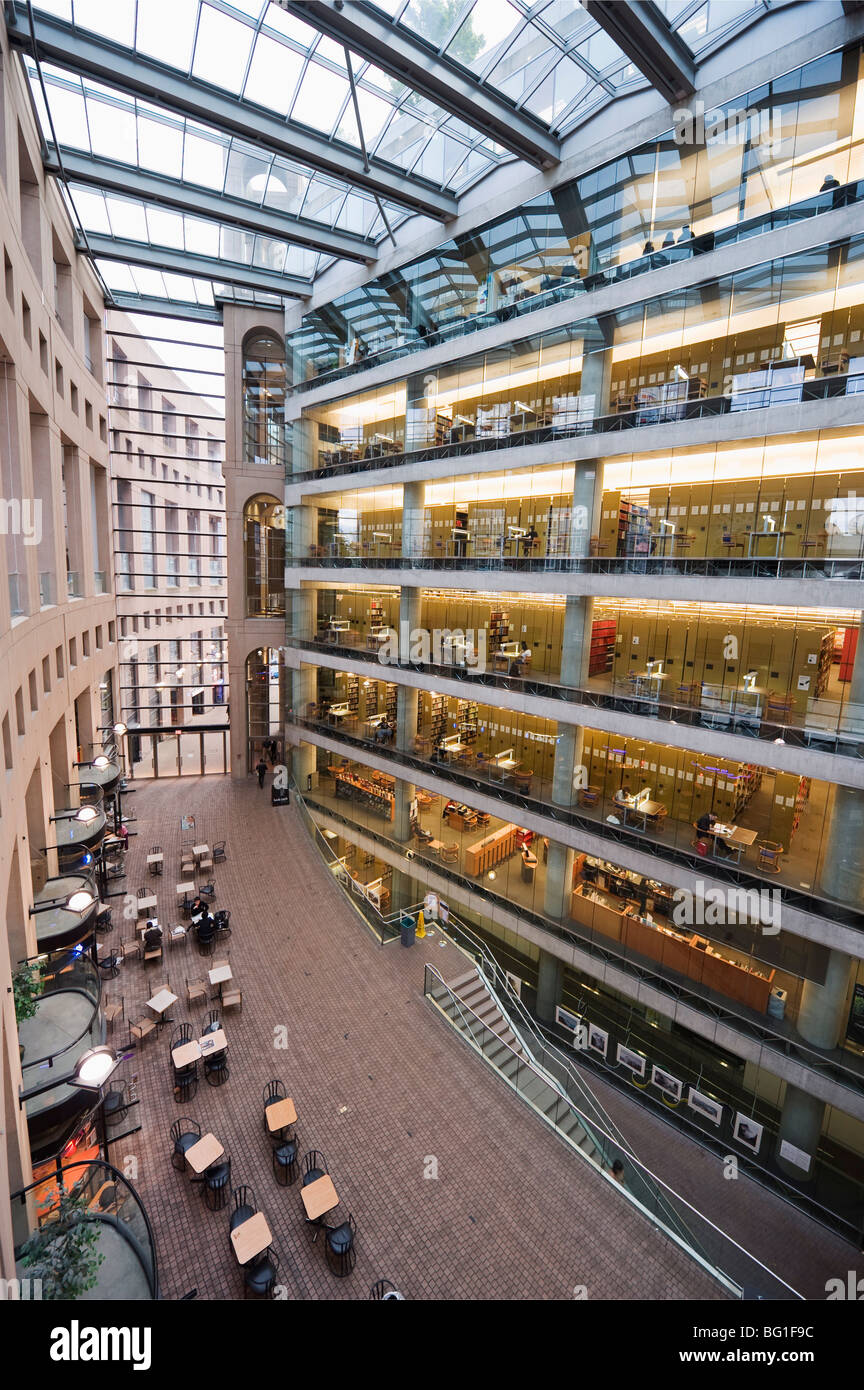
<box><xmin>243</xmin><ymin>332</ymin><xmax>286</xmax><ymax>467</ymax></box>
<box><xmin>246</xmin><ymin>647</ymin><xmax>283</xmax><ymax>770</ymax></box>
<box><xmin>244</xmin><ymin>495</ymin><xmax>285</xmax><ymax>617</ymax></box>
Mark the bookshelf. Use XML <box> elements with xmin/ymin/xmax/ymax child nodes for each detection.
<box><xmin>589</xmin><ymin>617</ymin><xmax>616</xmax><ymax>676</ymax></box>
<box><xmin>488</xmin><ymin>609</ymin><xmax>510</xmax><ymax>653</ymax></box>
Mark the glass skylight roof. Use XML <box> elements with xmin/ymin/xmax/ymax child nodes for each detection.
<box><xmin>24</xmin><ymin>0</ymin><xmax>790</xmax><ymax>297</ymax></box>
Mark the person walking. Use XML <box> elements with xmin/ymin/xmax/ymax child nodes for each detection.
<box><xmin>256</xmin><ymin>755</ymin><xmax>268</xmax><ymax>789</ymax></box>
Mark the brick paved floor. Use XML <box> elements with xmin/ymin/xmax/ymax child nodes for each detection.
<box><xmin>106</xmin><ymin>773</ymin><xmax>731</xmax><ymax>1301</ymax></box>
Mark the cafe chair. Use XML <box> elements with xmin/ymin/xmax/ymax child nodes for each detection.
<box><xmin>95</xmin><ymin>906</ymin><xmax>113</xmax><ymax>935</ymax></box>
<box><xmin>513</xmin><ymin>768</ymin><xmax>533</xmax><ymax>792</ymax></box>
<box><xmin>205</xmin><ymin>1051</ymin><xmax>230</xmax><ymax>1087</ymax></box>
<box><xmin>214</xmin><ymin>909</ymin><xmax>231</xmax><ymax>940</ymax></box>
<box><xmin>758</xmin><ymin>840</ymin><xmax>784</xmax><ymax>872</ymax></box>
<box><xmin>579</xmin><ymin>786</ymin><xmax>600</xmax><ymax>808</ymax></box>
<box><xmin>645</xmin><ymin>806</ymin><xmax>668</xmax><ymax>834</ymax></box>
<box><xmin>438</xmin><ymin>842</ymin><xmax>459</xmax><ymax>864</ymax></box>
<box><xmin>97</xmin><ymin>949</ymin><xmax>120</xmax><ymax>981</ymax></box>
<box><xmin>325</xmin><ymin>1214</ymin><xmax>357</xmax><ymax>1279</ymax></box>
<box><xmin>130</xmin><ymin>1015</ymin><xmax>156</xmax><ymax>1047</ymax></box>
<box><xmin>104</xmin><ymin>994</ymin><xmax>124</xmax><ymax>1031</ymax></box>
<box><xmin>170</xmin><ymin>1117</ymin><xmax>201</xmax><ymax>1173</ymax></box>
<box><xmin>186</xmin><ymin>976</ymin><xmax>208</xmax><ymax>1007</ymax></box>
<box><xmin>370</xmin><ymin>1279</ymin><xmax>405</xmax><ymax>1300</ymax></box>
<box><xmin>213</xmin><ymin>841</ymin><xmax>227</xmax><ymax>864</ymax></box>
<box><xmin>167</xmin><ymin>923</ymin><xmax>187</xmax><ymax>950</ymax></box>
<box><xmin>203</xmin><ymin>1156</ymin><xmax>231</xmax><ymax>1211</ymax></box>
<box><xmin>102</xmin><ymin>1080</ymin><xmax>130</xmax><ymax>1129</ymax></box>
<box><xmin>199</xmin><ymin>881</ymin><xmax>216</xmax><ymax>901</ymax></box>
<box><xmin>243</xmin><ymin>1248</ymin><xmax>279</xmax><ymax>1300</ymax></box>
<box><xmin>119</xmin><ymin>937</ymin><xmax>139</xmax><ymax>963</ymax></box>
<box><xmin>272</xmin><ymin>1137</ymin><xmax>299</xmax><ymax>1186</ymax></box>
<box><xmin>229</xmin><ymin>1185</ymin><xmax>258</xmax><ymax>1242</ymax></box>
<box><xmin>263</xmin><ymin>1078</ymin><xmax>285</xmax><ymax>1116</ymax></box>
<box><xmin>202</xmin><ymin>1008</ymin><xmax>221</xmax><ymax>1035</ymax></box>
<box><xmin>173</xmin><ymin>1061</ymin><xmax>198</xmax><ymax>1104</ymax></box>
<box><xmin>301</xmin><ymin>1150</ymin><xmax>330</xmax><ymax>1241</ymax></box>
<box><xmin>222</xmin><ymin>987</ymin><xmax>243</xmax><ymax>1013</ymax></box>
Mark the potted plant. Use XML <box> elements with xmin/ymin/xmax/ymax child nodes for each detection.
<box><xmin>19</xmin><ymin>1190</ymin><xmax>105</xmax><ymax>1300</ymax></box>
<box><xmin>13</xmin><ymin>963</ymin><xmax>43</xmax><ymax>1059</ymax></box>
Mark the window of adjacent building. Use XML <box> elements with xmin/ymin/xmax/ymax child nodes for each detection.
<box><xmin>18</xmin><ymin>126</ymin><xmax>41</xmax><ymax>277</ymax></box>
<box><xmin>243</xmin><ymin>331</ymin><xmax>285</xmax><ymax>467</ymax></box>
<box><xmin>243</xmin><ymin>494</ymin><xmax>285</xmax><ymax>617</ymax></box>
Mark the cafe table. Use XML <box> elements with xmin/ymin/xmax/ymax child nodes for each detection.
<box><xmin>301</xmin><ymin>1174</ymin><xmax>339</xmax><ymax>1222</ymax></box>
<box><xmin>176</xmin><ymin>881</ymin><xmax>195</xmax><ymax>897</ymax></box>
<box><xmin>185</xmin><ymin>1133</ymin><xmax>223</xmax><ymax>1174</ymax></box>
<box><xmin>192</xmin><ymin>844</ymin><xmax>210</xmax><ymax>859</ymax></box>
<box><xmin>136</xmin><ymin>895</ymin><xmax>158</xmax><ymax>916</ymax></box>
<box><xmin>147</xmin><ymin>988</ymin><xmax>178</xmax><ymax>1028</ymax></box>
<box><xmin>266</xmin><ymin>1097</ymin><xmax>297</xmax><ymax>1134</ymax></box>
<box><xmin>230</xmin><ymin>1211</ymin><xmax>273</xmax><ymax>1266</ymax></box>
<box><xmin>171</xmin><ymin>1040</ymin><xmax>201</xmax><ymax>1069</ymax></box>
<box><xmin>198</xmin><ymin>1028</ymin><xmax>227</xmax><ymax>1057</ymax></box>
<box><xmin>208</xmin><ymin>963</ymin><xmax>233</xmax><ymax>988</ymax></box>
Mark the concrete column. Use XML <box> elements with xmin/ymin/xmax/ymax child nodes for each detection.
<box><xmin>291</xmin><ymin>582</ymin><xmax>316</xmax><ymax>644</ymax></box>
<box><xmin>569</xmin><ymin>460</ymin><xmax>601</xmax><ymax>559</ymax></box>
<box><xmin>289</xmin><ymin>503</ymin><xmax>317</xmax><ymax>561</ymax></box>
<box><xmin>544</xmin><ymin>840</ymin><xmax>575</xmax><ymax>921</ymax></box>
<box><xmin>796</xmin><ymin>948</ymin><xmax>855</xmax><ymax>1050</ymax></box>
<box><xmin>393</xmin><ymin>774</ymin><xmax>416</xmax><ymax>843</ymax></box>
<box><xmin>401</xmin><ymin>480</ymin><xmax>426</xmax><ymax>559</ymax></box>
<box><xmin>536</xmin><ymin>948</ymin><xmax>564</xmax><ymax>1023</ymax></box>
<box><xmin>818</xmin><ymin>783</ymin><xmax>864</xmax><ymax>911</ymax></box>
<box><xmin>288</xmin><ymin>416</ymin><xmax>314</xmax><ymax>475</ymax></box>
<box><xmin>578</xmin><ymin>318</ymin><xmax>613</xmax><ymax>419</ymax></box>
<box><xmin>776</xmin><ymin>1084</ymin><xmax>825</xmax><ymax>1182</ymax></box>
<box><xmin>291</xmin><ymin>737</ymin><xmax>317</xmax><ymax>791</ymax></box>
<box><xmin>551</xmin><ymin>722</ymin><xmax>584</xmax><ymax>807</ymax></box>
<box><xmin>560</xmin><ymin>594</ymin><xmax>593</xmax><ymax>687</ymax></box>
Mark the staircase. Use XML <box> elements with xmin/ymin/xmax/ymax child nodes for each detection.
<box><xmin>435</xmin><ymin>966</ymin><xmax>608</xmax><ymax>1170</ymax></box>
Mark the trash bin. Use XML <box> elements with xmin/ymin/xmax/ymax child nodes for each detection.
<box><xmin>400</xmin><ymin>914</ymin><xmax>415</xmax><ymax>948</ymax></box>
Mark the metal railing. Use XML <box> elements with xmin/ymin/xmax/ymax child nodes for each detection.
<box><xmin>424</xmin><ymin>962</ymin><xmax>803</xmax><ymax>1301</ymax></box>
<box><xmin>18</xmin><ymin>947</ymin><xmax>101</xmax><ymax>1077</ymax></box>
<box><xmin>286</xmin><ymin>636</ymin><xmax>864</xmax><ymax>760</ymax></box>
<box><xmin>290</xmin><ymin>180</ymin><xmax>863</xmax><ymax>397</ymax></box>
<box><xmin>11</xmin><ymin>1158</ymin><xmax>159</xmax><ymax>1300</ymax></box>
<box><xmin>291</xmin><ymin>372</ymin><xmax>864</xmax><ymax>484</ymax></box>
<box><xmin>290</xmin><ymin>551</ymin><xmax>864</xmax><ymax>582</ymax></box>
<box><xmin>289</xmin><ymin>714</ymin><xmax>864</xmax><ymax>932</ymax></box>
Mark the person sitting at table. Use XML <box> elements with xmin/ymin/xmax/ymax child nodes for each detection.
<box><xmin>143</xmin><ymin>922</ymin><xmax>162</xmax><ymax>951</ymax></box>
<box><xmin>696</xmin><ymin>810</ymin><xmax>717</xmax><ymax>837</ymax></box>
<box><xmin>190</xmin><ymin>894</ymin><xmax>208</xmax><ymax>922</ymax></box>
<box><xmin>613</xmin><ymin>785</ymin><xmax>633</xmax><ymax>809</ymax></box>
<box><xmin>508</xmin><ymin>641</ymin><xmax>531</xmax><ymax>675</ymax></box>
<box><xmin>195</xmin><ymin>912</ymin><xmax>215</xmax><ymax>944</ymax></box>
<box><xmin>520</xmin><ymin>525</ymin><xmax>538</xmax><ymax>556</ymax></box>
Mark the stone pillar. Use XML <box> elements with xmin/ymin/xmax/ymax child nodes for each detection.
<box><xmin>775</xmin><ymin>1085</ymin><xmax>825</xmax><ymax>1182</ymax></box>
<box><xmin>544</xmin><ymin>841</ymin><xmax>575</xmax><ymax>921</ymax></box>
<box><xmin>288</xmin><ymin>415</ymin><xmax>314</xmax><ymax>475</ymax></box>
<box><xmin>551</xmin><ymin>722</ymin><xmax>583</xmax><ymax>807</ymax></box>
<box><xmin>560</xmin><ymin>595</ymin><xmax>593</xmax><ymax>687</ymax></box>
<box><xmin>818</xmin><ymin>784</ymin><xmax>864</xmax><ymax>911</ymax></box>
<box><xmin>578</xmin><ymin>318</ymin><xmax>613</xmax><ymax>419</ymax></box>
<box><xmin>401</xmin><ymin>480</ymin><xmax>426</xmax><ymax>559</ymax></box>
<box><xmin>536</xmin><ymin>948</ymin><xmax>564</xmax><ymax>1022</ymax></box>
<box><xmin>796</xmin><ymin>948</ymin><xmax>855</xmax><ymax>1049</ymax></box>
<box><xmin>289</xmin><ymin>502</ymin><xmax>317</xmax><ymax>562</ymax></box>
<box><xmin>291</xmin><ymin>737</ymin><xmax>317</xmax><ymax>791</ymax></box>
<box><xmin>393</xmin><ymin>773</ymin><xmax>416</xmax><ymax>843</ymax></box>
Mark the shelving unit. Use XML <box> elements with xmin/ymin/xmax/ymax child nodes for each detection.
<box><xmin>459</xmin><ymin>700</ymin><xmax>479</xmax><ymax>744</ymax></box>
<box><xmin>589</xmin><ymin>617</ymin><xmax>616</xmax><ymax>676</ymax></box>
<box><xmin>488</xmin><ymin>609</ymin><xmax>510</xmax><ymax>653</ymax></box>
<box><xmin>429</xmin><ymin>694</ymin><xmax>447</xmax><ymax>744</ymax></box>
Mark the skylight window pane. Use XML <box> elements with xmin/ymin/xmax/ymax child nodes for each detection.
<box><xmin>87</xmin><ymin>97</ymin><xmax>138</xmax><ymax>163</ymax></box>
<box><xmin>192</xmin><ymin>4</ymin><xmax>254</xmax><ymax>93</ymax></box>
<box><xmin>146</xmin><ymin>207</ymin><xmax>185</xmax><ymax>248</ymax></box>
<box><xmin>130</xmin><ymin>266</ymin><xmax>169</xmax><ymax>296</ymax></box>
<box><xmin>96</xmin><ymin>260</ymin><xmax>136</xmax><ymax>291</ymax></box>
<box><xmin>72</xmin><ymin>0</ymin><xmax>136</xmax><ymax>46</ymax></box>
<box><xmin>399</xmin><ymin>0</ymin><xmax>473</xmax><ymax>50</ymax></box>
<box><xmin>244</xmin><ymin>34</ymin><xmax>304</xmax><ymax>115</ymax></box>
<box><xmin>135</xmin><ymin>0</ymin><xmax>199</xmax><ymax>70</ymax></box>
<box><xmin>40</xmin><ymin>81</ymin><xmax>91</xmax><ymax>150</ymax></box>
<box><xmin>290</xmin><ymin>64</ymin><xmax>350</xmax><ymax>132</ymax></box>
<box><xmin>137</xmin><ymin>113</ymin><xmax>184</xmax><ymax>178</ymax></box>
<box><xmin>224</xmin><ymin>145</ymin><xmax>272</xmax><ymax>200</ymax></box>
<box><xmin>70</xmin><ymin>187</ymin><xmax>111</xmax><ymax>233</ymax></box>
<box><xmin>261</xmin><ymin>5</ymin><xmax>321</xmax><ymax>48</ymax></box>
<box><xmin>252</xmin><ymin>236</ymin><xmax>288</xmax><ymax>273</ymax></box>
<box><xmin>262</xmin><ymin>163</ymin><xmax>309</xmax><ymax>217</ymax></box>
<box><xmin>182</xmin><ymin>130</ymin><xmax>228</xmax><ymax>190</ymax></box>
<box><xmin>186</xmin><ymin>219</ymin><xmax>220</xmax><ymax>256</ymax></box>
<box><xmin>107</xmin><ymin>198</ymin><xmax>148</xmax><ymax>242</ymax></box>
<box><xmin>34</xmin><ymin>0</ymin><xmax>72</xmax><ymax>19</ymax></box>
<box><xmin>446</xmin><ymin>0</ymin><xmax>523</xmax><ymax>76</ymax></box>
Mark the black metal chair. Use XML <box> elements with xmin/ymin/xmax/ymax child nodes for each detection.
<box><xmin>203</xmin><ymin>1156</ymin><xmax>231</xmax><ymax>1211</ymax></box>
<box><xmin>97</xmin><ymin>951</ymin><xmax>120</xmax><ymax>980</ymax></box>
<box><xmin>262</xmin><ymin>1078</ymin><xmax>286</xmax><ymax>1131</ymax></box>
<box><xmin>170</xmin><ymin>1118</ymin><xmax>201</xmax><ymax>1172</ymax></box>
<box><xmin>243</xmin><ymin>1248</ymin><xmax>279</xmax><ymax>1300</ymax></box>
<box><xmin>272</xmin><ymin>1138</ymin><xmax>298</xmax><ymax>1187</ymax></box>
<box><xmin>173</xmin><ymin>1061</ymin><xmax>199</xmax><ymax>1103</ymax></box>
<box><xmin>213</xmin><ymin>841</ymin><xmax>227</xmax><ymax>863</ymax></box>
<box><xmin>199</xmin><ymin>881</ymin><xmax>216</xmax><ymax>900</ymax></box>
<box><xmin>204</xmin><ymin>1051</ymin><xmax>229</xmax><ymax>1087</ymax></box>
<box><xmin>102</xmin><ymin>1081</ymin><xmax>130</xmax><ymax>1128</ymax></box>
<box><xmin>95</xmin><ymin>906</ymin><xmax>113</xmax><ymax>935</ymax></box>
<box><xmin>170</xmin><ymin>1022</ymin><xmax>193</xmax><ymax>1051</ymax></box>
<box><xmin>229</xmin><ymin>1185</ymin><xmax>258</xmax><ymax>1238</ymax></box>
<box><xmin>325</xmin><ymin>1214</ymin><xmax>356</xmax><ymax>1278</ymax></box>
<box><xmin>300</xmin><ymin>1150</ymin><xmax>329</xmax><ymax>1241</ymax></box>
<box><xmin>370</xmin><ymin>1279</ymin><xmax>405</xmax><ymax>1300</ymax></box>
<box><xmin>202</xmin><ymin>1009</ymin><xmax>221</xmax><ymax>1035</ymax></box>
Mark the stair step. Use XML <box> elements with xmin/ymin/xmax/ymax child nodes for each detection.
<box><xmin>446</xmin><ymin>970</ymin><xmax>481</xmax><ymax>993</ymax></box>
<box><xmin>519</xmin><ymin>1075</ymin><xmax>554</xmax><ymax>1107</ymax></box>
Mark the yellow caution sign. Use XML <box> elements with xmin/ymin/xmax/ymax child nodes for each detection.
<box><xmin>415</xmin><ymin>910</ymin><xmax>426</xmax><ymax>939</ymax></box>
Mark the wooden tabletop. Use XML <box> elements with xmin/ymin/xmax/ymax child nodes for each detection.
<box><xmin>715</xmin><ymin>825</ymin><xmax>759</xmax><ymax>847</ymax></box>
<box><xmin>185</xmin><ymin>1133</ymin><xmax>223</xmax><ymax>1174</ymax></box>
<box><xmin>301</xmin><ymin>1173</ymin><xmax>339</xmax><ymax>1221</ymax></box>
<box><xmin>172</xmin><ymin>1040</ymin><xmax>201</xmax><ymax>1069</ymax></box>
<box><xmin>137</xmin><ymin>896</ymin><xmax>158</xmax><ymax>913</ymax></box>
<box><xmin>266</xmin><ymin>1097</ymin><xmax>297</xmax><ymax>1132</ymax></box>
<box><xmin>230</xmin><ymin>1211</ymin><xmax>272</xmax><ymax>1265</ymax></box>
<box><xmin>147</xmin><ymin>988</ymin><xmax>178</xmax><ymax>1015</ymax></box>
<box><xmin>208</xmin><ymin>964</ymin><xmax>232</xmax><ymax>985</ymax></box>
<box><xmin>176</xmin><ymin>882</ymin><xmax>195</xmax><ymax>895</ymax></box>
<box><xmin>198</xmin><ymin>1028</ymin><xmax>227</xmax><ymax>1056</ymax></box>
<box><xmin>146</xmin><ymin>853</ymin><xmax>163</xmax><ymax>863</ymax></box>
<box><xmin>193</xmin><ymin>844</ymin><xmax>210</xmax><ymax>857</ymax></box>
